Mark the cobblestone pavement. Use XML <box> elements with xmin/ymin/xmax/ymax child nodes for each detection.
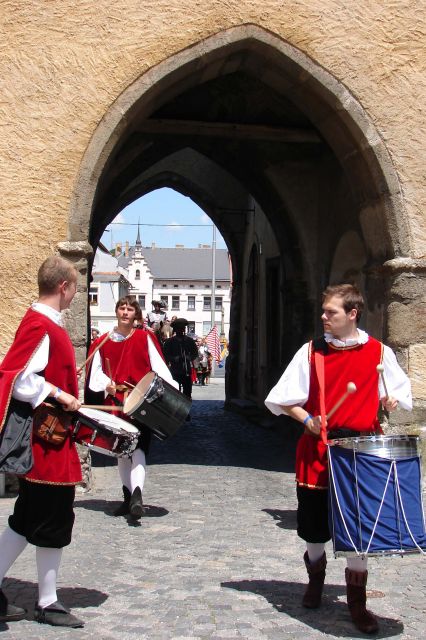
<box><xmin>0</xmin><ymin>380</ymin><xmax>425</xmax><ymax>639</ymax></box>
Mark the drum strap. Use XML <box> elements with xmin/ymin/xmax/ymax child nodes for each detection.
<box><xmin>314</xmin><ymin>349</ymin><xmax>328</xmax><ymax>445</ymax></box>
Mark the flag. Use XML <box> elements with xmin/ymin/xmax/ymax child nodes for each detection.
<box><xmin>205</xmin><ymin>325</ymin><xmax>221</xmax><ymax>364</ymax></box>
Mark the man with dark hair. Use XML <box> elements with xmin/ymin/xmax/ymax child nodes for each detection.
<box><xmin>163</xmin><ymin>318</ymin><xmax>199</xmax><ymax>404</ymax></box>
<box><xmin>0</xmin><ymin>256</ymin><xmax>83</xmax><ymax>628</ymax></box>
<box><xmin>265</xmin><ymin>283</ymin><xmax>412</xmax><ymax>634</ymax></box>
<box><xmin>86</xmin><ymin>296</ymin><xmax>177</xmax><ymax>518</ymax></box>
<box><xmin>322</xmin><ymin>283</ymin><xmax>364</xmax><ymax>320</ymax></box>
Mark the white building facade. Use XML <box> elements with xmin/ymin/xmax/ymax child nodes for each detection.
<box><xmin>90</xmin><ymin>231</ymin><xmax>231</xmax><ymax>338</ymax></box>
<box><xmin>89</xmin><ymin>244</ymin><xmax>131</xmax><ymax>334</ymax></box>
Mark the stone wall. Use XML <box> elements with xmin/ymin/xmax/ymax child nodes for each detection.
<box><xmin>0</xmin><ymin>2</ymin><xmax>424</xmax><ymax>408</ymax></box>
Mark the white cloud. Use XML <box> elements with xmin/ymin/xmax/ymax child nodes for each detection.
<box><xmin>166</xmin><ymin>221</ymin><xmax>183</xmax><ymax>233</ymax></box>
<box><xmin>105</xmin><ymin>212</ymin><xmax>125</xmax><ymax>232</ymax></box>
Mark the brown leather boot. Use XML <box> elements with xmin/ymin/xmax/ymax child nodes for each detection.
<box><xmin>345</xmin><ymin>568</ymin><xmax>379</xmax><ymax>634</ymax></box>
<box><xmin>302</xmin><ymin>551</ymin><xmax>327</xmax><ymax>608</ymax></box>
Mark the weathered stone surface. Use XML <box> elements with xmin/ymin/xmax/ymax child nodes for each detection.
<box><xmin>409</xmin><ymin>343</ymin><xmax>426</xmax><ymax>400</ymax></box>
<box><xmin>386</xmin><ymin>301</ymin><xmax>426</xmax><ymax>346</ymax></box>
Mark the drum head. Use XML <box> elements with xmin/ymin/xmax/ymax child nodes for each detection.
<box><xmin>78</xmin><ymin>407</ymin><xmax>139</xmax><ymax>434</ymax></box>
<box><xmin>123</xmin><ymin>371</ymin><xmax>156</xmax><ymax>414</ymax></box>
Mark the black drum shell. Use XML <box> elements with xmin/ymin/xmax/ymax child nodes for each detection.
<box><xmin>124</xmin><ymin>372</ymin><xmax>191</xmax><ymax>440</ymax></box>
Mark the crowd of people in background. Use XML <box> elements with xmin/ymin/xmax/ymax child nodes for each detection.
<box><xmin>91</xmin><ymin>300</ymin><xmax>223</xmax><ymax>387</ymax></box>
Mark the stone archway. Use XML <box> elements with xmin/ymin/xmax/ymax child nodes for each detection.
<box><xmin>67</xmin><ymin>23</ymin><xmax>416</xmax><ymax>410</ymax></box>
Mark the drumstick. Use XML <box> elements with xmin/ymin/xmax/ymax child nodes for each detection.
<box><xmin>80</xmin><ymin>404</ymin><xmax>124</xmax><ymax>411</ymax></box>
<box><xmin>106</xmin><ymin>358</ymin><xmax>113</xmax><ymax>384</ymax></box>
<box><xmin>376</xmin><ymin>364</ymin><xmax>390</xmax><ymax>398</ymax></box>
<box><xmin>326</xmin><ymin>382</ymin><xmax>357</xmax><ymax>419</ymax></box>
<box><xmin>80</xmin><ymin>332</ymin><xmax>112</xmax><ymax>369</ymax></box>
<box><xmin>123</xmin><ymin>380</ymin><xmax>135</xmax><ymax>389</ymax></box>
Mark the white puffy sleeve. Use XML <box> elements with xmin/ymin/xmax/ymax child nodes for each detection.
<box><xmin>380</xmin><ymin>346</ymin><xmax>412</xmax><ymax>411</ymax></box>
<box><xmin>12</xmin><ymin>335</ymin><xmax>52</xmax><ymax>408</ymax></box>
<box><xmin>147</xmin><ymin>335</ymin><xmax>179</xmax><ymax>390</ymax></box>
<box><xmin>264</xmin><ymin>343</ymin><xmax>310</xmax><ymax>416</ymax></box>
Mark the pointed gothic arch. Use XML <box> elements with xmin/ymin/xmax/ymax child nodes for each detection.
<box><xmin>66</xmin><ymin>23</ymin><xmax>413</xmax><ymax>407</ymax></box>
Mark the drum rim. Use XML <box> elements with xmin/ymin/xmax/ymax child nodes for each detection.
<box><xmin>330</xmin><ymin>434</ymin><xmax>419</xmax><ymax>447</ymax></box>
<box><xmin>123</xmin><ymin>371</ymin><xmax>157</xmax><ymax>414</ymax></box>
<box><xmin>77</xmin><ymin>407</ymin><xmax>139</xmax><ymax>434</ymax></box>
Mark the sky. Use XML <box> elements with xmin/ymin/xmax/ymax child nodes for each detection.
<box><xmin>101</xmin><ymin>187</ymin><xmax>227</xmax><ymax>251</ymax></box>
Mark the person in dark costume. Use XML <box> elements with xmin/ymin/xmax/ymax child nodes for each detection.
<box><xmin>0</xmin><ymin>256</ymin><xmax>83</xmax><ymax>628</ymax></box>
<box><xmin>163</xmin><ymin>318</ymin><xmax>199</xmax><ymax>403</ymax></box>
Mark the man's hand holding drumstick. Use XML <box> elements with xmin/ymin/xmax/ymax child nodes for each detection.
<box><xmin>282</xmin><ymin>382</ymin><xmax>357</xmax><ymax>436</ymax></box>
<box><xmin>305</xmin><ymin>382</ymin><xmax>357</xmax><ymax>436</ymax></box>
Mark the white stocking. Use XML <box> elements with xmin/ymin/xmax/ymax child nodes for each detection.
<box><xmin>117</xmin><ymin>455</ymin><xmax>132</xmax><ymax>491</ymax></box>
<box><xmin>306</xmin><ymin>542</ymin><xmax>326</xmax><ymax>563</ymax></box>
<box><xmin>346</xmin><ymin>556</ymin><xmax>368</xmax><ymax>572</ymax></box>
<box><xmin>130</xmin><ymin>448</ymin><xmax>147</xmax><ymax>493</ymax></box>
<box><xmin>0</xmin><ymin>527</ymin><xmax>28</xmax><ymax>585</ymax></box>
<box><xmin>36</xmin><ymin>547</ymin><xmax>62</xmax><ymax>608</ymax></box>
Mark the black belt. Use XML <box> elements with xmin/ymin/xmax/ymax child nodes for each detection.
<box><xmin>327</xmin><ymin>428</ymin><xmax>376</xmax><ymax>440</ymax></box>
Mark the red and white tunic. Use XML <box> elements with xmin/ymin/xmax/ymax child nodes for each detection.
<box><xmin>87</xmin><ymin>328</ymin><xmax>177</xmax><ymax>419</ymax></box>
<box><xmin>0</xmin><ymin>304</ymin><xmax>82</xmax><ymax>485</ymax></box>
<box><xmin>265</xmin><ymin>330</ymin><xmax>412</xmax><ymax>489</ymax></box>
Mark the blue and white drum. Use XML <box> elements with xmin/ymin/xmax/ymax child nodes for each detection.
<box><xmin>328</xmin><ymin>435</ymin><xmax>426</xmax><ymax>557</ymax></box>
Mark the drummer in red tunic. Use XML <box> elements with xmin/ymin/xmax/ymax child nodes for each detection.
<box><xmin>0</xmin><ymin>256</ymin><xmax>83</xmax><ymax>628</ymax></box>
<box><xmin>86</xmin><ymin>296</ymin><xmax>177</xmax><ymax>519</ymax></box>
<box><xmin>265</xmin><ymin>283</ymin><xmax>412</xmax><ymax>634</ymax></box>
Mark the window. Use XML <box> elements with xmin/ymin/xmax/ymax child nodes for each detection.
<box><xmin>173</xmin><ymin>284</ymin><xmax>178</xmax><ymax>288</ymax></box>
<box><xmin>187</xmin><ymin>295</ymin><xmax>195</xmax><ymax>311</ymax></box>
<box><xmin>189</xmin><ymin>284</ymin><xmax>194</xmax><ymax>288</ymax></box>
<box><xmin>135</xmin><ymin>269</ymin><xmax>140</xmax><ymax>280</ymax></box>
<box><xmin>203</xmin><ymin>320</ymin><xmax>221</xmax><ymax>335</ymax></box>
<box><xmin>160</xmin><ymin>295</ymin><xmax>168</xmax><ymax>307</ymax></box>
<box><xmin>138</xmin><ymin>295</ymin><xmax>146</xmax><ymax>309</ymax></box>
<box><xmin>89</xmin><ymin>286</ymin><xmax>98</xmax><ymax>306</ymax></box>
<box><xmin>203</xmin><ymin>296</ymin><xmax>211</xmax><ymax>310</ymax></box>
<box><xmin>162</xmin><ymin>284</ymin><xmax>167</xmax><ymax>288</ymax></box>
<box><xmin>187</xmin><ymin>321</ymin><xmax>195</xmax><ymax>334</ymax></box>
<box><xmin>205</xmin><ymin>285</ymin><xmax>209</xmax><ymax>289</ymax></box>
<box><xmin>217</xmin><ymin>285</ymin><xmax>222</xmax><ymax>289</ymax></box>
<box><xmin>172</xmin><ymin>296</ymin><xmax>180</xmax><ymax>310</ymax></box>
<box><xmin>215</xmin><ymin>296</ymin><xmax>223</xmax><ymax>310</ymax></box>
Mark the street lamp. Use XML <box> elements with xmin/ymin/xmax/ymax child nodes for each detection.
<box><xmin>210</xmin><ymin>224</ymin><xmax>216</xmax><ymax>331</ymax></box>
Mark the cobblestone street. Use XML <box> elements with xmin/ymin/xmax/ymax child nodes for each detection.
<box><xmin>0</xmin><ymin>380</ymin><xmax>425</xmax><ymax>639</ymax></box>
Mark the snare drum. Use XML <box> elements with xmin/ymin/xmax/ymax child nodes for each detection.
<box><xmin>73</xmin><ymin>408</ymin><xmax>139</xmax><ymax>457</ymax></box>
<box><xmin>328</xmin><ymin>435</ymin><xmax>426</xmax><ymax>557</ymax></box>
<box><xmin>123</xmin><ymin>372</ymin><xmax>191</xmax><ymax>440</ymax></box>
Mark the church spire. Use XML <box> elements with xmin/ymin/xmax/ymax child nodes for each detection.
<box><xmin>136</xmin><ymin>220</ymin><xmax>141</xmax><ymax>246</ymax></box>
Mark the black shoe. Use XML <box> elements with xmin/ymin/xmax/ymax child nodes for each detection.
<box><xmin>113</xmin><ymin>485</ymin><xmax>131</xmax><ymax>516</ymax></box>
<box><xmin>0</xmin><ymin>589</ymin><xmax>26</xmax><ymax>622</ymax></box>
<box><xmin>129</xmin><ymin>486</ymin><xmax>144</xmax><ymax>520</ymax></box>
<box><xmin>34</xmin><ymin>601</ymin><xmax>84</xmax><ymax>628</ymax></box>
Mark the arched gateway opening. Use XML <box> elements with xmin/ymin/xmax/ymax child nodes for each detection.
<box><xmin>68</xmin><ymin>24</ymin><xmax>409</xmax><ymax>410</ymax></box>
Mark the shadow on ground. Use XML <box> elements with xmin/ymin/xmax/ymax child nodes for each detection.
<box><xmin>263</xmin><ymin>508</ymin><xmax>298</xmax><ymax>530</ymax></box>
<box><xmin>222</xmin><ymin>579</ymin><xmax>404</xmax><ymax>638</ymax></box>
<box><xmin>74</xmin><ymin>499</ymin><xmax>169</xmax><ymax>519</ymax></box>
<box><xmin>147</xmin><ymin>400</ymin><xmax>297</xmax><ymax>472</ymax></box>
<box><xmin>0</xmin><ymin>577</ymin><xmax>108</xmax><ymax>631</ymax></box>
